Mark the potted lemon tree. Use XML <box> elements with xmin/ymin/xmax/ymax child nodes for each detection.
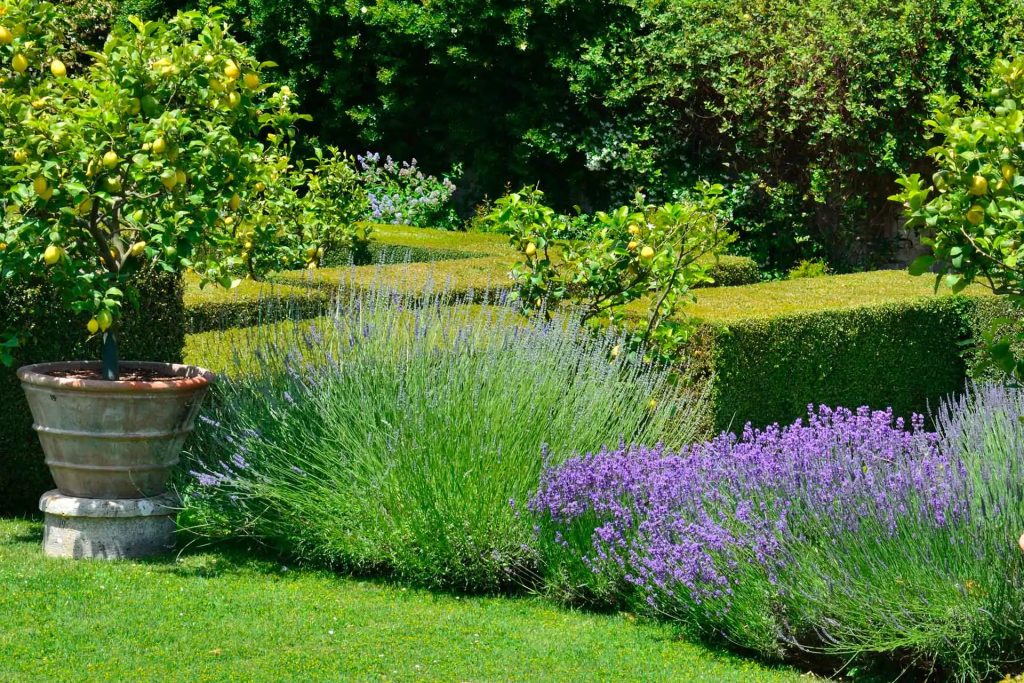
<box><xmin>0</xmin><ymin>2</ymin><xmax>306</xmax><ymax>557</ymax></box>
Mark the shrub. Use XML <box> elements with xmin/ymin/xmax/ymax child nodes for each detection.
<box><xmin>786</xmin><ymin>259</ymin><xmax>829</xmax><ymax>280</ymax></box>
<box><xmin>180</xmin><ymin>286</ymin><xmax>704</xmax><ymax>592</ymax></box>
<box><xmin>0</xmin><ymin>268</ymin><xmax>184</xmax><ymax>513</ymax></box>
<box><xmin>487</xmin><ymin>184</ymin><xmax>732</xmax><ymax>357</ymax></box>
<box><xmin>533</xmin><ymin>388</ymin><xmax>1024</xmax><ymax>679</ymax></box>
<box><xmin>303</xmin><ymin>147</ymin><xmax>371</xmax><ymax>267</ymax></box>
<box><xmin>356</xmin><ymin>152</ymin><xmax>459</xmax><ymax>230</ymax></box>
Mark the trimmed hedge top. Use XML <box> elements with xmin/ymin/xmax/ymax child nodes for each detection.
<box><xmin>622</xmin><ymin>269</ymin><xmax>992</xmax><ymax>324</ymax></box>
<box><xmin>370</xmin><ymin>224</ymin><xmax>515</xmax><ymax>256</ymax></box>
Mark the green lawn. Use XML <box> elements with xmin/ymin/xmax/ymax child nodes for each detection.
<box><xmin>0</xmin><ymin>518</ymin><xmax>808</xmax><ymax>682</ymax></box>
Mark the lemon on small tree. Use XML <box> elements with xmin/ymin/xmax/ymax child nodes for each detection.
<box><xmin>892</xmin><ymin>53</ymin><xmax>1024</xmax><ymax>378</ymax></box>
<box><xmin>0</xmin><ymin>3</ymin><xmax>309</xmax><ymax>378</ymax></box>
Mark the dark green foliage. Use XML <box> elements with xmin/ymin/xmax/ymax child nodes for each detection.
<box><xmin>143</xmin><ymin>0</ymin><xmax>1024</xmax><ymax>271</ymax></box>
<box><xmin>0</xmin><ymin>269</ymin><xmax>185</xmax><ymax>514</ymax></box>
<box><xmin>691</xmin><ymin>296</ymin><xmax>1020</xmax><ymax>433</ymax></box>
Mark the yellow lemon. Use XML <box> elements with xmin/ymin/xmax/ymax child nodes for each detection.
<box><xmin>244</xmin><ymin>241</ymin><xmax>253</xmax><ymax>250</ymax></box>
<box><xmin>109</xmin><ymin>248</ymin><xmax>119</xmax><ymax>263</ymax></box>
<box><xmin>628</xmin><ymin>224</ymin><xmax>640</xmax><ymax>236</ymax></box>
<box><xmin>0</xmin><ymin>26</ymin><xmax>12</xmax><ymax>45</ymax></box>
<box><xmin>243</xmin><ymin>72</ymin><xmax>260</xmax><ymax>89</ymax></box>
<box><xmin>966</xmin><ymin>204</ymin><xmax>985</xmax><ymax>226</ymax></box>
<box><xmin>130</xmin><ymin>241</ymin><xmax>146</xmax><ymax>257</ymax></box>
<box><xmin>0</xmin><ymin>242</ymin><xmax>6</xmax><ymax>251</ymax></box>
<box><xmin>102</xmin><ymin>150</ymin><xmax>119</xmax><ymax>169</ymax></box>
<box><xmin>1002</xmin><ymin>163</ymin><xmax>1016</xmax><ymax>183</ymax></box>
<box><xmin>226</xmin><ymin>91</ymin><xmax>241</xmax><ymax>109</ymax></box>
<box><xmin>43</xmin><ymin>244</ymin><xmax>62</xmax><ymax>265</ymax></box>
<box><xmin>254</xmin><ymin>181</ymin><xmax>266</xmax><ymax>193</ymax></box>
<box><xmin>224</xmin><ymin>60</ymin><xmax>241</xmax><ymax>80</ymax></box>
<box><xmin>968</xmin><ymin>174</ymin><xmax>989</xmax><ymax>196</ymax></box>
<box><xmin>32</xmin><ymin>176</ymin><xmax>48</xmax><ymax>196</ymax></box>
<box><xmin>175</xmin><ymin>169</ymin><xmax>186</xmax><ymax>186</ymax></box>
<box><xmin>49</xmin><ymin>59</ymin><xmax>66</xmax><ymax>78</ymax></box>
<box><xmin>640</xmin><ymin>245</ymin><xmax>655</xmax><ymax>261</ymax></box>
<box><xmin>229</xmin><ymin>193</ymin><xmax>241</xmax><ymax>211</ymax></box>
<box><xmin>305</xmin><ymin>247</ymin><xmax>317</xmax><ymax>259</ymax></box>
<box><xmin>209</xmin><ymin>78</ymin><xmax>225</xmax><ymax>93</ymax></box>
<box><xmin>129</xmin><ymin>97</ymin><xmax>141</xmax><ymax>115</ymax></box>
<box><xmin>38</xmin><ymin>186</ymin><xmax>53</xmax><ymax>201</ymax></box>
<box><xmin>223</xmin><ymin>215</ymin><xmax>235</xmax><ymax>226</ymax></box>
<box><xmin>151</xmin><ymin>137</ymin><xmax>166</xmax><ymax>154</ymax></box>
<box><xmin>160</xmin><ymin>169</ymin><xmax>177</xmax><ymax>190</ymax></box>
<box><xmin>103</xmin><ymin>176</ymin><xmax>122</xmax><ymax>193</ymax></box>
<box><xmin>87</xmin><ymin>318</ymin><xmax>100</xmax><ymax>335</ymax></box>
<box><xmin>11</xmin><ymin>53</ymin><xmax>27</xmax><ymax>73</ymax></box>
<box><xmin>13</xmin><ymin>148</ymin><xmax>27</xmax><ymax>163</ymax></box>
<box><xmin>627</xmin><ymin>240</ymin><xmax>638</xmax><ymax>251</ymax></box>
<box><xmin>525</xmin><ymin>242</ymin><xmax>537</xmax><ymax>257</ymax></box>
<box><xmin>75</xmin><ymin>197</ymin><xmax>94</xmax><ymax>216</ymax></box>
<box><xmin>96</xmin><ymin>309</ymin><xmax>113</xmax><ymax>332</ymax></box>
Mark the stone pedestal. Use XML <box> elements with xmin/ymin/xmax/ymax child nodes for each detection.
<box><xmin>39</xmin><ymin>490</ymin><xmax>177</xmax><ymax>560</ymax></box>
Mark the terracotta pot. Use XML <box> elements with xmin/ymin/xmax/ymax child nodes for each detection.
<box><xmin>17</xmin><ymin>361</ymin><xmax>214</xmax><ymax>499</ymax></box>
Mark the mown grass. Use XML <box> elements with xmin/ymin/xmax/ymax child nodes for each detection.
<box><xmin>0</xmin><ymin>518</ymin><xmax>809</xmax><ymax>683</ymax></box>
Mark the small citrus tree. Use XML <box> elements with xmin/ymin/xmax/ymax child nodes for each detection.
<box><xmin>893</xmin><ymin>53</ymin><xmax>1024</xmax><ymax>378</ymax></box>
<box><xmin>303</xmin><ymin>147</ymin><xmax>370</xmax><ymax>268</ymax></box>
<box><xmin>486</xmin><ymin>184</ymin><xmax>731</xmax><ymax>358</ymax></box>
<box><xmin>0</xmin><ymin>2</ymin><xmax>308</xmax><ymax>378</ymax></box>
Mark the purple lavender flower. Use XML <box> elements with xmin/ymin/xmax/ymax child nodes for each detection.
<box><xmin>531</xmin><ymin>405</ymin><xmax>954</xmax><ymax>611</ymax></box>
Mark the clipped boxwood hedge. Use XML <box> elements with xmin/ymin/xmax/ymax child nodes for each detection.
<box><xmin>185</xmin><ymin>276</ymin><xmax>335</xmax><ymax>334</ymax></box>
<box><xmin>185</xmin><ymin>224</ymin><xmax>760</xmax><ymax>333</ymax></box>
<box><xmin>681</xmin><ymin>271</ymin><xmax>1013</xmax><ymax>432</ymax></box>
<box><xmin>0</xmin><ymin>269</ymin><xmax>185</xmax><ymax>514</ymax></box>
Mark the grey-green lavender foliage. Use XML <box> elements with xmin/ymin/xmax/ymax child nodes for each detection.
<box><xmin>181</xmin><ymin>285</ymin><xmax>705</xmax><ymax>592</ymax></box>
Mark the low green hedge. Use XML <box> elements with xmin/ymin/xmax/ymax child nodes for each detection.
<box><xmin>185</xmin><ymin>224</ymin><xmax>759</xmax><ymax>334</ymax></box>
<box><xmin>184</xmin><ymin>264</ymin><xmax>1020</xmax><ymax>436</ymax></box>
<box><xmin>185</xmin><ymin>277</ymin><xmax>335</xmax><ymax>334</ymax></box>
<box><xmin>681</xmin><ymin>271</ymin><xmax>1014</xmax><ymax>432</ymax></box>
<box><xmin>0</xmin><ymin>269</ymin><xmax>185</xmax><ymax>514</ymax></box>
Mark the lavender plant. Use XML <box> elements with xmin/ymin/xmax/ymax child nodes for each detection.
<box><xmin>532</xmin><ymin>392</ymin><xmax>1024</xmax><ymax>680</ymax></box>
<box><xmin>356</xmin><ymin>152</ymin><xmax>460</xmax><ymax>229</ymax></box>
<box><xmin>181</xmin><ymin>284</ymin><xmax>704</xmax><ymax>592</ymax></box>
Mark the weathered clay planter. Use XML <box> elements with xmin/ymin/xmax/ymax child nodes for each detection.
<box><xmin>17</xmin><ymin>361</ymin><xmax>214</xmax><ymax>499</ymax></box>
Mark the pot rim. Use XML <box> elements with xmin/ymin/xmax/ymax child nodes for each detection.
<box><xmin>17</xmin><ymin>360</ymin><xmax>215</xmax><ymax>394</ymax></box>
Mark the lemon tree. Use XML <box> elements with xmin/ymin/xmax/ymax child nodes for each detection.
<box><xmin>487</xmin><ymin>184</ymin><xmax>731</xmax><ymax>358</ymax></box>
<box><xmin>302</xmin><ymin>147</ymin><xmax>370</xmax><ymax>268</ymax></box>
<box><xmin>0</xmin><ymin>2</ymin><xmax>309</xmax><ymax>378</ymax></box>
<box><xmin>893</xmin><ymin>53</ymin><xmax>1024</xmax><ymax>378</ymax></box>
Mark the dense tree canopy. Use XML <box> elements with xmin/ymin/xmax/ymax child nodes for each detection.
<box><xmin>118</xmin><ymin>0</ymin><xmax>1024</xmax><ymax>270</ymax></box>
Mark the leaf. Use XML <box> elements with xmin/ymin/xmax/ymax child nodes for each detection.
<box><xmin>907</xmin><ymin>255</ymin><xmax>934</xmax><ymax>276</ymax></box>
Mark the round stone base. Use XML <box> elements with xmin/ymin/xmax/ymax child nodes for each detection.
<box><xmin>39</xmin><ymin>490</ymin><xmax>177</xmax><ymax>560</ymax></box>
